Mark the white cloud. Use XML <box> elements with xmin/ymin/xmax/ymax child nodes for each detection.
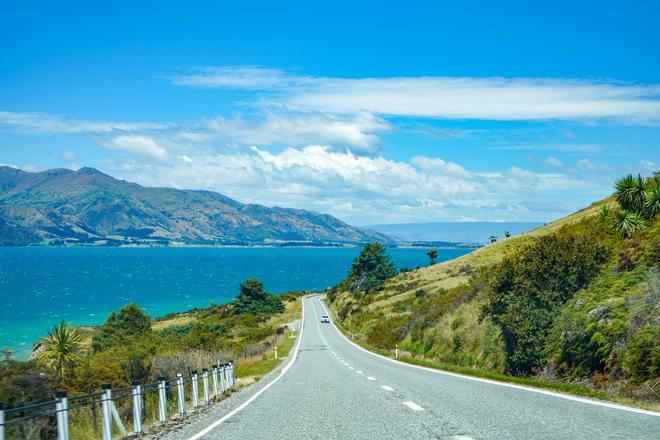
<box><xmin>105</xmin><ymin>145</ymin><xmax>606</xmax><ymax>224</ymax></box>
<box><xmin>61</xmin><ymin>150</ymin><xmax>76</xmax><ymax>161</ymax></box>
<box><xmin>103</xmin><ymin>135</ymin><xmax>168</xmax><ymax>159</ymax></box>
<box><xmin>185</xmin><ymin>111</ymin><xmax>389</xmax><ymax>153</ymax></box>
<box><xmin>576</xmin><ymin>158</ymin><xmax>609</xmax><ymax>172</ymax></box>
<box><xmin>0</xmin><ymin>111</ymin><xmax>167</xmax><ymax>134</ymax></box>
<box><xmin>172</xmin><ymin>67</ymin><xmax>660</xmax><ymax>123</ymax></box>
<box><xmin>544</xmin><ymin>156</ymin><xmax>564</xmax><ymax>169</ymax></box>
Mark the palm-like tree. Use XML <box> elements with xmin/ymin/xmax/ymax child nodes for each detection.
<box><xmin>426</xmin><ymin>248</ymin><xmax>438</xmax><ymax>265</ymax></box>
<box><xmin>598</xmin><ymin>204</ymin><xmax>610</xmax><ymax>219</ymax></box>
<box><xmin>615</xmin><ymin>174</ymin><xmax>647</xmax><ymax>213</ymax></box>
<box><xmin>612</xmin><ymin>210</ymin><xmax>646</xmax><ymax>238</ymax></box>
<box><xmin>504</xmin><ymin>231</ymin><xmax>511</xmax><ymax>238</ymax></box>
<box><xmin>37</xmin><ymin>321</ymin><xmax>83</xmax><ymax>379</ymax></box>
<box><xmin>643</xmin><ymin>186</ymin><xmax>660</xmax><ymax>219</ymax></box>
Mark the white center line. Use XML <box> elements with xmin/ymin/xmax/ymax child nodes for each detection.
<box><xmin>356</xmin><ymin>370</ymin><xmax>363</xmax><ymax>374</ymax></box>
<box><xmin>402</xmin><ymin>401</ymin><xmax>425</xmax><ymax>411</ymax></box>
<box><xmin>381</xmin><ymin>385</ymin><xmax>394</xmax><ymax>391</ymax></box>
<box><xmin>452</xmin><ymin>436</ymin><xmax>474</xmax><ymax>440</ymax></box>
<box><xmin>349</xmin><ymin>366</ymin><xmax>354</xmax><ymax>370</ymax></box>
<box><xmin>366</xmin><ymin>376</ymin><xmax>376</xmax><ymax>381</ymax></box>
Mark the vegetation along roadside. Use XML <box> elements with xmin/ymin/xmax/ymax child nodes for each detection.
<box><xmin>326</xmin><ymin>172</ymin><xmax>660</xmax><ymax>412</ymax></box>
<box><xmin>0</xmin><ymin>279</ymin><xmax>303</xmax><ymax>438</ymax></box>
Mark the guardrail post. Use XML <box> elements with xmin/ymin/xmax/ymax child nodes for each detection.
<box><xmin>132</xmin><ymin>380</ymin><xmax>142</xmax><ymax>434</ymax></box>
<box><xmin>0</xmin><ymin>401</ymin><xmax>5</xmax><ymax>440</ymax></box>
<box><xmin>191</xmin><ymin>371</ymin><xmax>199</xmax><ymax>409</ymax></box>
<box><xmin>55</xmin><ymin>390</ymin><xmax>69</xmax><ymax>440</ymax></box>
<box><xmin>202</xmin><ymin>369</ymin><xmax>210</xmax><ymax>405</ymax></box>
<box><xmin>219</xmin><ymin>364</ymin><xmax>226</xmax><ymax>393</ymax></box>
<box><xmin>211</xmin><ymin>365</ymin><xmax>219</xmax><ymax>399</ymax></box>
<box><xmin>229</xmin><ymin>361</ymin><xmax>235</xmax><ymax>388</ymax></box>
<box><xmin>101</xmin><ymin>384</ymin><xmax>112</xmax><ymax>440</ymax></box>
<box><xmin>176</xmin><ymin>374</ymin><xmax>186</xmax><ymax>416</ymax></box>
<box><xmin>157</xmin><ymin>377</ymin><xmax>167</xmax><ymax>424</ymax></box>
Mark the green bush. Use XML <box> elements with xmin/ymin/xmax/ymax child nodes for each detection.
<box><xmin>345</xmin><ymin>242</ymin><xmax>396</xmax><ymax>293</ymax></box>
<box><xmin>233</xmin><ymin>278</ymin><xmax>284</xmax><ymax>315</ymax></box>
<box><xmin>92</xmin><ymin>303</ymin><xmax>152</xmax><ymax>352</ymax></box>
<box><xmin>486</xmin><ymin>224</ymin><xmax>610</xmax><ymax>375</ymax></box>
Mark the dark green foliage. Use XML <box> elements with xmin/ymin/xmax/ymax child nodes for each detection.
<box><xmin>623</xmin><ymin>324</ymin><xmax>660</xmax><ymax>383</ymax></box>
<box><xmin>426</xmin><ymin>248</ymin><xmax>438</xmax><ymax>265</ymax></box>
<box><xmin>92</xmin><ymin>303</ymin><xmax>152</xmax><ymax>352</ymax></box>
<box><xmin>233</xmin><ymin>278</ymin><xmax>284</xmax><ymax>315</ymax></box>
<box><xmin>612</xmin><ymin>210</ymin><xmax>646</xmax><ymax>238</ymax></box>
<box><xmin>615</xmin><ymin>174</ymin><xmax>648</xmax><ymax>213</ymax></box>
<box><xmin>345</xmin><ymin>242</ymin><xmax>396</xmax><ymax>293</ymax></box>
<box><xmin>486</xmin><ymin>226</ymin><xmax>610</xmax><ymax>375</ymax></box>
<box><xmin>0</xmin><ymin>360</ymin><xmax>53</xmax><ymax>407</ymax></box>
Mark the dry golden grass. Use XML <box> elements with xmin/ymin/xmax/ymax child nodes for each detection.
<box><xmin>151</xmin><ymin>314</ymin><xmax>195</xmax><ymax>331</ymax></box>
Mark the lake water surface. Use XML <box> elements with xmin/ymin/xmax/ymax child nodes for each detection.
<box><xmin>0</xmin><ymin>246</ymin><xmax>472</xmax><ymax>358</ymax></box>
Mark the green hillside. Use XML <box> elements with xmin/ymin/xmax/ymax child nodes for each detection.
<box><xmin>328</xmin><ymin>174</ymin><xmax>659</xmax><ymax>405</ymax></box>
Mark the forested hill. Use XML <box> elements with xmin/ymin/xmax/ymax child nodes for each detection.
<box><xmin>0</xmin><ymin>166</ymin><xmax>393</xmax><ymax>246</ymax></box>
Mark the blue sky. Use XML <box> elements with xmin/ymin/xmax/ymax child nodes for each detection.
<box><xmin>0</xmin><ymin>0</ymin><xmax>658</xmax><ymax>224</ymax></box>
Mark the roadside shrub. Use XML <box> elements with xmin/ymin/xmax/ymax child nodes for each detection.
<box><xmin>486</xmin><ymin>224</ymin><xmax>610</xmax><ymax>375</ymax></box>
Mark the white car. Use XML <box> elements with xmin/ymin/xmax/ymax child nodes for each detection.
<box><xmin>321</xmin><ymin>315</ymin><xmax>330</xmax><ymax>323</ymax></box>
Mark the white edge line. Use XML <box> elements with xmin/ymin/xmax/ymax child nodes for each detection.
<box><xmin>319</xmin><ymin>298</ymin><xmax>660</xmax><ymax>418</ymax></box>
<box><xmin>187</xmin><ymin>297</ymin><xmax>306</xmax><ymax>440</ymax></box>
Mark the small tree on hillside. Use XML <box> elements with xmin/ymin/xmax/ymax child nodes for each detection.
<box><xmin>233</xmin><ymin>278</ymin><xmax>284</xmax><ymax>315</ymax></box>
<box><xmin>92</xmin><ymin>303</ymin><xmax>152</xmax><ymax>352</ymax></box>
<box><xmin>504</xmin><ymin>231</ymin><xmax>511</xmax><ymax>238</ymax></box>
<box><xmin>346</xmin><ymin>242</ymin><xmax>396</xmax><ymax>293</ymax></box>
<box><xmin>489</xmin><ymin>235</ymin><xmax>498</xmax><ymax>243</ymax></box>
<box><xmin>426</xmin><ymin>248</ymin><xmax>438</xmax><ymax>265</ymax></box>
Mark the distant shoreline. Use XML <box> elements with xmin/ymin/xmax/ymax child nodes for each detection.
<box><xmin>0</xmin><ymin>242</ymin><xmax>483</xmax><ymax>249</ymax></box>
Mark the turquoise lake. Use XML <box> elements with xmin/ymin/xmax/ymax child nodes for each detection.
<box><xmin>0</xmin><ymin>246</ymin><xmax>472</xmax><ymax>358</ymax></box>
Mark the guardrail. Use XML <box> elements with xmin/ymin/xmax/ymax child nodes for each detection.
<box><xmin>0</xmin><ymin>361</ymin><xmax>235</xmax><ymax>440</ymax></box>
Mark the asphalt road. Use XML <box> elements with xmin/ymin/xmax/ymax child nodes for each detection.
<box><xmin>187</xmin><ymin>295</ymin><xmax>660</xmax><ymax>440</ymax></box>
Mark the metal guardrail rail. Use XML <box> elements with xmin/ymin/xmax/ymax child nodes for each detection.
<box><xmin>0</xmin><ymin>361</ymin><xmax>235</xmax><ymax>440</ymax></box>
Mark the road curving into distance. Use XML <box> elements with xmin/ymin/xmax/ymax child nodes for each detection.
<box><xmin>187</xmin><ymin>295</ymin><xmax>660</xmax><ymax>439</ymax></box>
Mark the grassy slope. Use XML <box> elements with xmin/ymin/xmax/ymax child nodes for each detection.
<box><xmin>363</xmin><ymin>197</ymin><xmax>612</xmax><ymax>315</ymax></box>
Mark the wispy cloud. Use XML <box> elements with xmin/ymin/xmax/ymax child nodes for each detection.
<box><xmin>180</xmin><ymin>111</ymin><xmax>389</xmax><ymax>153</ymax></box>
<box><xmin>0</xmin><ymin>111</ymin><xmax>168</xmax><ymax>134</ymax></box>
<box><xmin>172</xmin><ymin>67</ymin><xmax>660</xmax><ymax>124</ymax></box>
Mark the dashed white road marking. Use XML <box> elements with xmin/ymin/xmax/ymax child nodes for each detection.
<box><xmin>366</xmin><ymin>376</ymin><xmax>376</xmax><ymax>381</ymax></box>
<box><xmin>402</xmin><ymin>401</ymin><xmax>425</xmax><ymax>411</ymax></box>
<box><xmin>356</xmin><ymin>370</ymin><xmax>363</xmax><ymax>374</ymax></box>
<box><xmin>452</xmin><ymin>436</ymin><xmax>474</xmax><ymax>440</ymax></box>
<box><xmin>381</xmin><ymin>385</ymin><xmax>394</xmax><ymax>392</ymax></box>
<box><xmin>349</xmin><ymin>366</ymin><xmax>354</xmax><ymax>370</ymax></box>
<box><xmin>318</xmin><ymin>298</ymin><xmax>660</xmax><ymax>418</ymax></box>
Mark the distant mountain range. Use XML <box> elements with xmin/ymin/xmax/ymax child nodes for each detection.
<box><xmin>366</xmin><ymin>221</ymin><xmax>544</xmax><ymax>244</ymax></box>
<box><xmin>0</xmin><ymin>166</ymin><xmax>393</xmax><ymax>246</ymax></box>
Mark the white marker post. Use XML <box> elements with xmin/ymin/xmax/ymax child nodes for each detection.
<box><xmin>55</xmin><ymin>390</ymin><xmax>69</xmax><ymax>440</ymax></box>
<box><xmin>157</xmin><ymin>377</ymin><xmax>167</xmax><ymax>424</ymax></box>
<box><xmin>202</xmin><ymin>369</ymin><xmax>210</xmax><ymax>405</ymax></box>
<box><xmin>132</xmin><ymin>380</ymin><xmax>143</xmax><ymax>434</ymax></box>
<box><xmin>191</xmin><ymin>371</ymin><xmax>199</xmax><ymax>409</ymax></box>
<box><xmin>176</xmin><ymin>374</ymin><xmax>185</xmax><ymax>416</ymax></box>
<box><xmin>101</xmin><ymin>384</ymin><xmax>112</xmax><ymax>440</ymax></box>
<box><xmin>211</xmin><ymin>366</ymin><xmax>219</xmax><ymax>400</ymax></box>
